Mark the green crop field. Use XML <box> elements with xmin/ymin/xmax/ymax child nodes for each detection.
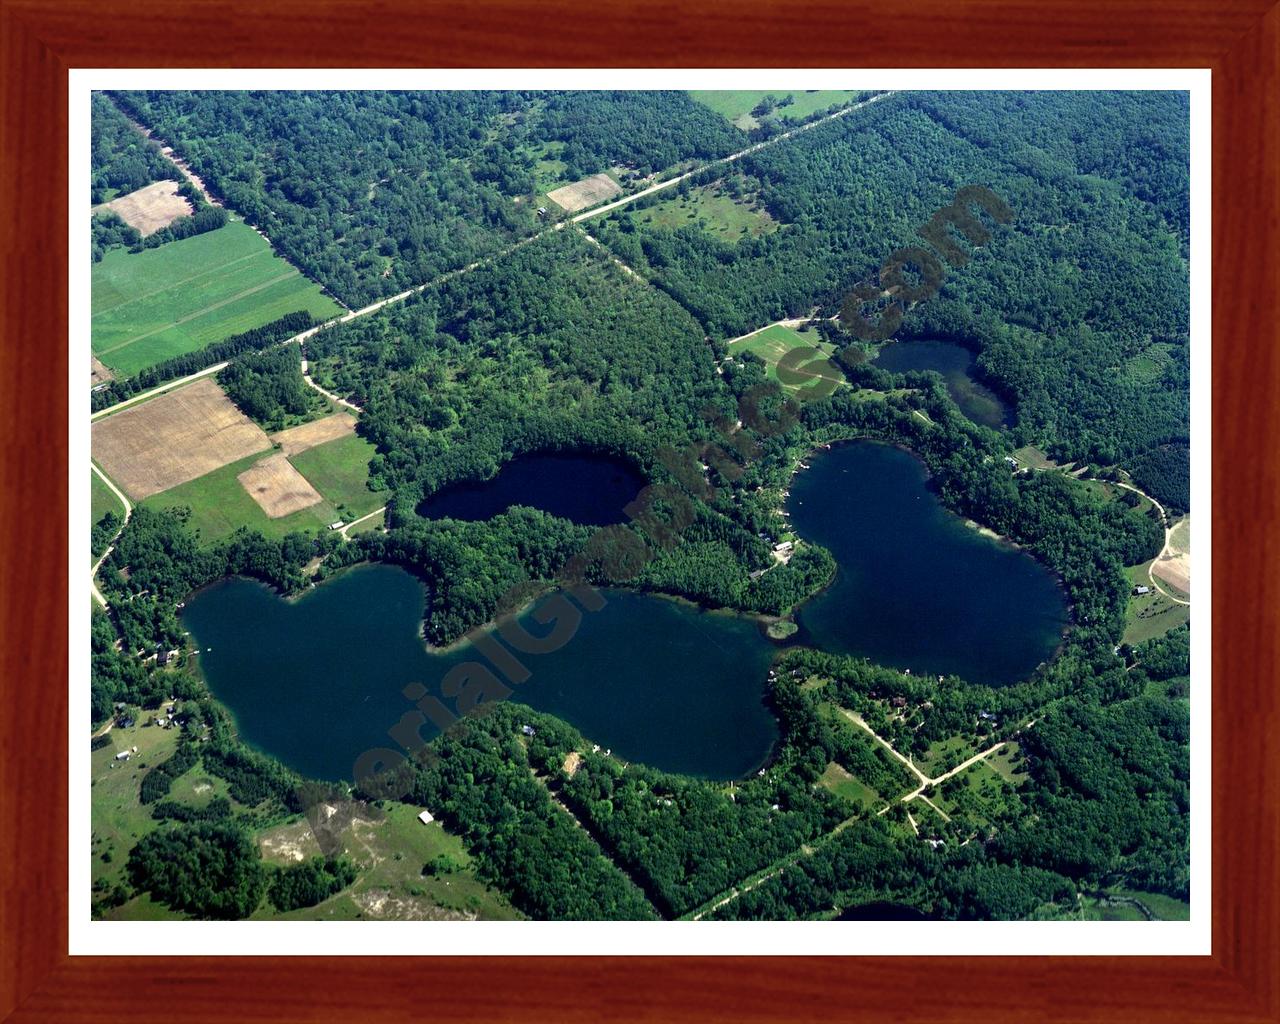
<box><xmin>141</xmin><ymin>433</ymin><xmax>387</xmax><ymax>546</ymax></box>
<box><xmin>731</xmin><ymin>323</ymin><xmax>843</xmax><ymax>397</ymax></box>
<box><xmin>286</xmin><ymin>434</ymin><xmax>386</xmax><ymax>521</ymax></box>
<box><xmin>690</xmin><ymin>90</ymin><xmax>861</xmax><ymax>129</ymax></box>
<box><xmin>141</xmin><ymin>450</ymin><xmax>337</xmax><ymax>546</ymax></box>
<box><xmin>92</xmin><ymin>220</ymin><xmax>343</xmax><ymax>377</ymax></box>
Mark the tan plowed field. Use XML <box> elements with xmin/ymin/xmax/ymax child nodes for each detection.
<box><xmin>92</xmin><ymin>378</ymin><xmax>271</xmax><ymax>500</ymax></box>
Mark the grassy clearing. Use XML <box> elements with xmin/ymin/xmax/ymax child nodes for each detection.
<box><xmin>254</xmin><ymin>802</ymin><xmax>520</xmax><ymax>921</ymax></box>
<box><xmin>732</xmin><ymin>324</ymin><xmax>843</xmax><ymax>397</ymax></box>
<box><xmin>141</xmin><ymin>450</ymin><xmax>337</xmax><ymax>546</ymax></box>
<box><xmin>1123</xmin><ymin>563</ymin><xmax>1190</xmax><ymax>645</ymax></box>
<box><xmin>631</xmin><ymin>183</ymin><xmax>777</xmax><ymax>243</ymax></box>
<box><xmin>92</xmin><ymin>220</ymin><xmax>342</xmax><ymax>377</ymax></box>
<box><xmin>1122</xmin><ymin>342</ymin><xmax>1176</xmax><ymax>385</ymax></box>
<box><xmin>91</xmin><ymin>469</ymin><xmax>127</xmax><ymax>563</ymax></box>
<box><xmin>91</xmin><ymin>720</ymin><xmax>181</xmax><ymax>907</ymax></box>
<box><xmin>1114</xmin><ymin>889</ymin><xmax>1190</xmax><ymax>921</ymax></box>
<box><xmin>690</xmin><ymin>90</ymin><xmax>860</xmax><ymax>129</ymax></box>
<box><xmin>91</xmin><ymin>469</ymin><xmax>126</xmax><ymax>525</ymax></box>
<box><xmin>985</xmin><ymin>741</ymin><xmax>1029</xmax><ymax>784</ymax></box>
<box><xmin>287</xmin><ymin>433</ymin><xmax>387</xmax><ymax>521</ymax></box>
<box><xmin>817</xmin><ymin>761</ymin><xmax>879</xmax><ymax>810</ymax></box>
<box><xmin>1010</xmin><ymin>445</ymin><xmax>1058</xmax><ymax>471</ymax></box>
<box><xmin>915</xmin><ymin>735</ymin><xmax>977</xmax><ymax>775</ymax></box>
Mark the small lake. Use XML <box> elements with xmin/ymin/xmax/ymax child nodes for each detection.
<box><xmin>873</xmin><ymin>339</ymin><xmax>1010</xmax><ymax>428</ymax></box>
<box><xmin>788</xmin><ymin>441</ymin><xmax>1068</xmax><ymax>686</ymax></box>
<box><xmin>182</xmin><ymin>564</ymin><xmax>779</xmax><ymax>783</ymax></box>
<box><xmin>417</xmin><ymin>452</ymin><xmax>646</xmax><ymax>525</ymax></box>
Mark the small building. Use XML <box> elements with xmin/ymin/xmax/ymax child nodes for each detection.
<box><xmin>418</xmin><ymin>810</ymin><xmax>434</xmax><ymax>825</ymax></box>
<box><xmin>114</xmin><ymin>751</ymin><xmax>131</xmax><ymax>761</ymax></box>
<box><xmin>536</xmin><ymin>206</ymin><xmax>548</xmax><ymax>217</ymax></box>
<box><xmin>1004</xmin><ymin>456</ymin><xmax>1018</xmax><ymax>467</ymax></box>
<box><xmin>1134</xmin><ymin>585</ymin><xmax>1152</xmax><ymax>595</ymax></box>
<box><xmin>327</xmin><ymin>521</ymin><xmax>344</xmax><ymax>531</ymax></box>
<box><xmin>521</xmin><ymin>724</ymin><xmax>536</xmax><ymax>737</ymax></box>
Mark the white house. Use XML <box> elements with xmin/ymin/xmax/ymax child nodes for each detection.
<box><xmin>418</xmin><ymin>810</ymin><xmax>435</xmax><ymax>826</ymax></box>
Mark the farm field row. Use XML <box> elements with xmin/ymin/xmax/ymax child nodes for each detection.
<box><xmin>92</xmin><ymin>220</ymin><xmax>343</xmax><ymax>377</ymax></box>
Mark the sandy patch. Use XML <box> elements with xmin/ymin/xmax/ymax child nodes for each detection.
<box><xmin>92</xmin><ymin>378</ymin><xmax>271</xmax><ymax>500</ymax></box>
<box><xmin>270</xmin><ymin>412</ymin><xmax>357</xmax><ymax>457</ymax></box>
<box><xmin>1153</xmin><ymin>516</ymin><xmax>1191</xmax><ymax>595</ymax></box>
<box><xmin>258</xmin><ymin>820</ymin><xmax>323</xmax><ymax>865</ymax></box>
<box><xmin>562</xmin><ymin>751</ymin><xmax>582</xmax><ymax>778</ymax></box>
<box><xmin>95</xmin><ymin>179</ymin><xmax>193</xmax><ymax>236</ymax></box>
<box><xmin>91</xmin><ymin>356</ymin><xmax>115</xmax><ymax>387</ymax></box>
<box><xmin>238</xmin><ymin>453</ymin><xmax>324</xmax><ymax>518</ymax></box>
<box><xmin>546</xmin><ymin>173</ymin><xmax>622</xmax><ymax>213</ymax></box>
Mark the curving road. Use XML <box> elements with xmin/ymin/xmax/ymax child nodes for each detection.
<box><xmin>91</xmin><ymin>462</ymin><xmax>134</xmax><ymax>609</ymax></box>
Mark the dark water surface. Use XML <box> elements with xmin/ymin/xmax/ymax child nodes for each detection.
<box><xmin>417</xmin><ymin>452</ymin><xmax>646</xmax><ymax>525</ymax></box>
<box><xmin>182</xmin><ymin>564</ymin><xmax>779</xmax><ymax>783</ymax></box>
<box><xmin>873</xmin><ymin>339</ymin><xmax>1010</xmax><ymax>428</ymax></box>
<box><xmin>788</xmin><ymin>441</ymin><xmax>1068</xmax><ymax>686</ymax></box>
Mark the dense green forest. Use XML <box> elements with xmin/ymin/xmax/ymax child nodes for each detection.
<box><xmin>591</xmin><ymin>91</ymin><xmax>1190</xmax><ymax>502</ymax></box>
<box><xmin>92</xmin><ymin>90</ymin><xmax>1192</xmax><ymax>923</ymax></box>
<box><xmin>107</xmin><ymin>91</ymin><xmax>762</xmax><ymax>308</ymax></box>
<box><xmin>219</xmin><ymin>344</ymin><xmax>322</xmax><ymax>430</ymax></box>
<box><xmin>90</xmin><ymin>92</ymin><xmax>173</xmax><ymax>203</ymax></box>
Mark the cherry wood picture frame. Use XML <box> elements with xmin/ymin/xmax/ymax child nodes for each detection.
<box><xmin>2</xmin><ymin>1</ymin><xmax>1276</xmax><ymax>1020</ymax></box>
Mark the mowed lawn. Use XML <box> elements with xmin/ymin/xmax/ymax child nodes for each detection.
<box><xmin>92</xmin><ymin>220</ymin><xmax>343</xmax><ymax>377</ymax></box>
<box><xmin>690</xmin><ymin>90</ymin><xmax>861</xmax><ymax>128</ymax></box>
<box><xmin>142</xmin><ymin>432</ymin><xmax>384</xmax><ymax>546</ymax></box>
<box><xmin>732</xmin><ymin>323</ymin><xmax>844</xmax><ymax>397</ymax></box>
<box><xmin>631</xmin><ymin>184</ymin><xmax>776</xmax><ymax>243</ymax></box>
<box><xmin>287</xmin><ymin>433</ymin><xmax>387</xmax><ymax>521</ymax></box>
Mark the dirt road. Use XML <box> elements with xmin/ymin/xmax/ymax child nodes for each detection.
<box><xmin>573</xmin><ymin>92</ymin><xmax>896</xmax><ymax>225</ymax></box>
<box><xmin>1113</xmin><ymin>482</ymin><xmax>1190</xmax><ymax>605</ymax></box>
<box><xmin>91</xmin><ymin>463</ymin><xmax>134</xmax><ymax>609</ymax></box>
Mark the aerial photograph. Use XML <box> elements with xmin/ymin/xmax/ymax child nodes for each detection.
<box><xmin>87</xmin><ymin>87</ymin><xmax>1192</xmax><ymax>924</ymax></box>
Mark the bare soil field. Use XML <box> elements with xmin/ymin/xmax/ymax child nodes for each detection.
<box><xmin>547</xmin><ymin>172</ymin><xmax>622</xmax><ymax>212</ymax></box>
<box><xmin>270</xmin><ymin>412</ymin><xmax>357</xmax><ymax>456</ymax></box>
<box><xmin>1153</xmin><ymin>515</ymin><xmax>1191</xmax><ymax>595</ymax></box>
<box><xmin>238</xmin><ymin>453</ymin><xmax>324</xmax><ymax>518</ymax></box>
<box><xmin>92</xmin><ymin>378</ymin><xmax>271</xmax><ymax>500</ymax></box>
<box><xmin>95</xmin><ymin>180</ymin><xmax>193</xmax><ymax>236</ymax></box>
<box><xmin>90</xmin><ymin>356</ymin><xmax>115</xmax><ymax>387</ymax></box>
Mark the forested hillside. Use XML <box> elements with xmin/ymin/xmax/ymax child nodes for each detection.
<box><xmin>592</xmin><ymin>91</ymin><xmax>1190</xmax><ymax>498</ymax></box>
<box><xmin>91</xmin><ymin>90</ymin><xmax>1193</xmax><ymax>923</ymax></box>
<box><xmin>91</xmin><ymin>92</ymin><xmax>173</xmax><ymax>203</ymax></box>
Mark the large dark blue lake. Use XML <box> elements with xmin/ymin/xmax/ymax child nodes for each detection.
<box><xmin>873</xmin><ymin>339</ymin><xmax>1010</xmax><ymax>429</ymax></box>
<box><xmin>417</xmin><ymin>452</ymin><xmax>646</xmax><ymax>525</ymax></box>
<box><xmin>788</xmin><ymin>441</ymin><xmax>1068</xmax><ymax>686</ymax></box>
<box><xmin>182</xmin><ymin>565</ymin><xmax>779</xmax><ymax>783</ymax></box>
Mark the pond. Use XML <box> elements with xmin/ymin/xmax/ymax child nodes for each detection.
<box><xmin>788</xmin><ymin>441</ymin><xmax>1069</xmax><ymax>686</ymax></box>
<box><xmin>181</xmin><ymin>564</ymin><xmax>779</xmax><ymax>784</ymax></box>
<box><xmin>873</xmin><ymin>339</ymin><xmax>1010</xmax><ymax>428</ymax></box>
<box><xmin>417</xmin><ymin>452</ymin><xmax>646</xmax><ymax>526</ymax></box>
